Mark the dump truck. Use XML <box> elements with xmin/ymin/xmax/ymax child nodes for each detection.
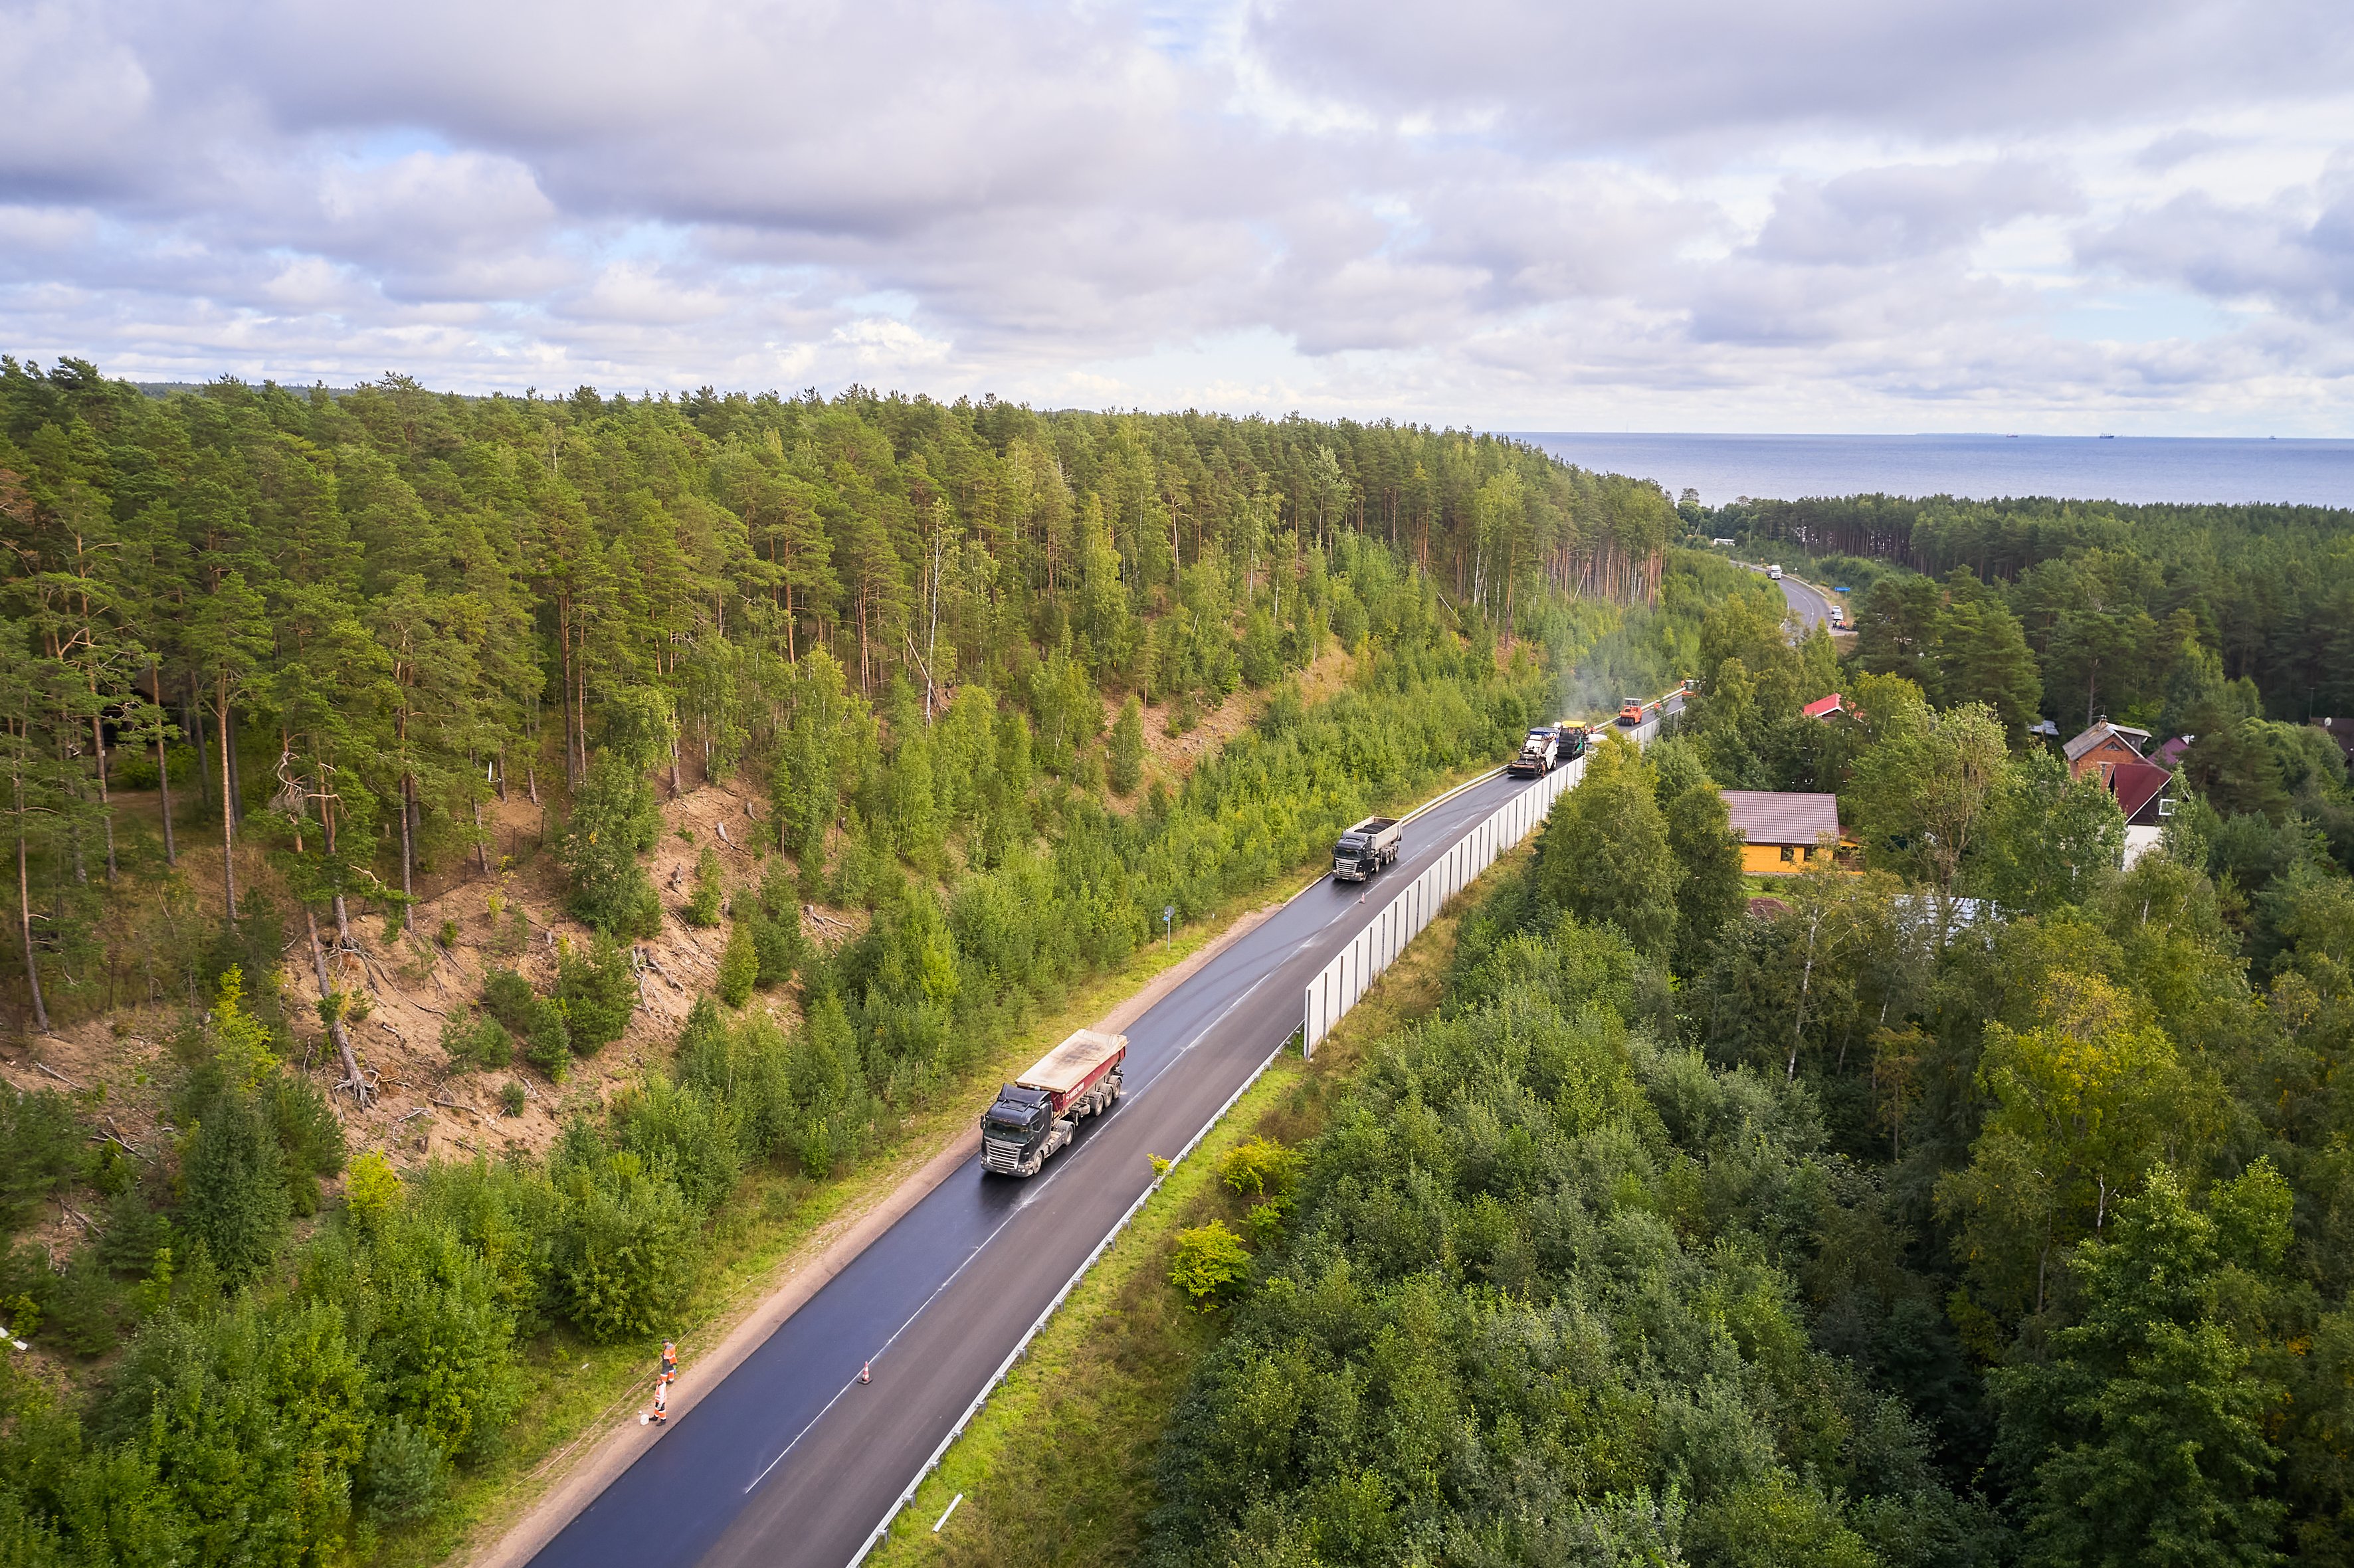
<box><xmin>1332</xmin><ymin>815</ymin><xmax>1402</xmax><ymax>882</ymax></box>
<box><xmin>1508</xmin><ymin>727</ymin><xmax>1560</xmax><ymax>776</ymax></box>
<box><xmin>980</xmin><ymin>1029</ymin><xmax>1127</xmax><ymax>1177</ymax></box>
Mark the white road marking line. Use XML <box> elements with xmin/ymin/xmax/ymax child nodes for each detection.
<box><xmin>751</xmin><ymin>768</ymin><xmax>1535</xmax><ymax>1527</ymax></box>
<box><xmin>741</xmin><ymin>1202</ymin><xmax>1028</xmax><ymax>1494</ymax></box>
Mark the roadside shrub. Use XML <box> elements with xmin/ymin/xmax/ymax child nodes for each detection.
<box><xmin>1163</xmin><ymin>1224</ymin><xmax>1252</xmax><ymax>1309</ymax></box>
<box><xmin>549</xmin><ymin>1146</ymin><xmax>695</xmax><ymax>1341</ymax></box>
<box><xmin>365</xmin><ymin>1215</ymin><xmax>523</xmax><ymax>1459</ymax></box>
<box><xmin>1217</xmin><ymin>1135</ymin><xmax>1294</xmax><ymax>1198</ymax></box>
<box><xmin>789</xmin><ymin>995</ymin><xmax>874</xmax><ymax>1179</ymax></box>
<box><xmin>1169</xmin><ymin>1220</ymin><xmax>1251</xmax><ymax>1310</ymax></box>
<box><xmin>613</xmin><ymin>1077</ymin><xmax>741</xmax><ymax>1212</ymax></box>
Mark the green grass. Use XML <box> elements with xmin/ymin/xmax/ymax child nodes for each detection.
<box><xmin>867</xmin><ymin>844</ymin><xmax>1526</xmax><ymax>1568</ymax></box>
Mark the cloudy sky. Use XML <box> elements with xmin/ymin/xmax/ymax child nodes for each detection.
<box><xmin>5</xmin><ymin>0</ymin><xmax>2353</xmax><ymax>433</ymax></box>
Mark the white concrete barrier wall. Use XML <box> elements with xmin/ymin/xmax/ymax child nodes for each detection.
<box><xmin>1302</xmin><ymin>735</ymin><xmax>1605</xmax><ymax>1056</ymax></box>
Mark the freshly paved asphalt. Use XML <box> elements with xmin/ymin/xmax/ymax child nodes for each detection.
<box><xmin>526</xmin><ymin>717</ymin><xmax>1664</xmax><ymax>1568</ymax></box>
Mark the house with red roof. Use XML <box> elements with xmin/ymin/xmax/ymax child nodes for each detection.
<box><xmin>2064</xmin><ymin>720</ymin><xmax>2151</xmax><ymax>784</ymax></box>
<box><xmin>2111</xmin><ymin>759</ymin><xmax>2181</xmax><ymax>868</ymax></box>
<box><xmin>1802</xmin><ymin>693</ymin><xmax>1848</xmax><ymax>722</ymax></box>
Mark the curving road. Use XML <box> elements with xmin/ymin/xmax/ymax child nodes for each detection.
<box><xmin>526</xmin><ymin>713</ymin><xmax>1666</xmax><ymax>1568</ymax></box>
<box><xmin>1750</xmin><ymin>563</ymin><xmax>1838</xmax><ymax>634</ymax></box>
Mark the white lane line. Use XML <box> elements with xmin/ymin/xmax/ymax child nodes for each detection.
<box><xmin>741</xmin><ymin>1200</ymin><xmax>1027</xmax><ymax>1494</ymax></box>
<box><xmin>745</xmin><ymin>953</ymin><xmax>1292</xmax><ymax>1494</ymax></box>
<box><xmin>757</xmin><ymin>768</ymin><xmax>1529</xmax><ymax>1543</ymax></box>
<box><xmin>845</xmin><ymin>1032</ymin><xmax>1296</xmax><ymax>1568</ymax></box>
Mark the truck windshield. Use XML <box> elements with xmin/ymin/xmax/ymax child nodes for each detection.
<box><xmin>986</xmin><ymin>1107</ymin><xmax>1034</xmax><ymax>1131</ymax></box>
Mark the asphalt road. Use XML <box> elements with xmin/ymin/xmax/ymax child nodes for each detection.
<box><xmin>525</xmin><ymin>739</ymin><xmax>1638</xmax><ymax>1563</ymax></box>
<box><xmin>524</xmin><ymin>724</ymin><xmax>1658</xmax><ymax>1568</ymax></box>
<box><xmin>1772</xmin><ymin>571</ymin><xmax>1838</xmax><ymax>632</ymax></box>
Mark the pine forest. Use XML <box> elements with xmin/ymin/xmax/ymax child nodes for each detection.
<box><xmin>4</xmin><ymin>357</ymin><xmax>2354</xmax><ymax>1568</ymax></box>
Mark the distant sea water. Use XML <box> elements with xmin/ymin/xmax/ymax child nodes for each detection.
<box><xmin>1506</xmin><ymin>433</ymin><xmax>2354</xmax><ymax>510</ymax></box>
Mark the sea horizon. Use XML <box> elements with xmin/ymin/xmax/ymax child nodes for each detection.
<box><xmin>1505</xmin><ymin>430</ymin><xmax>2354</xmax><ymax>510</ymax></box>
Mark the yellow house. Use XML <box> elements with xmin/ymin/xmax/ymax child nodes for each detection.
<box><xmin>1722</xmin><ymin>789</ymin><xmax>1854</xmax><ymax>875</ymax></box>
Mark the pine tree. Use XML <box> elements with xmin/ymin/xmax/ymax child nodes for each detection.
<box><xmin>1110</xmin><ymin>696</ymin><xmax>1145</xmax><ymax>795</ymax></box>
<box><xmin>684</xmin><ymin>846</ymin><xmax>723</xmax><ymax>927</ymax></box>
<box><xmin>183</xmin><ymin>565</ymin><xmax>271</xmax><ymax>922</ymax></box>
<box><xmin>560</xmin><ymin>758</ymin><xmax>662</xmax><ymax>937</ymax></box>
<box><xmin>0</xmin><ymin>622</ymin><xmax>63</xmax><ymax>1030</ymax></box>
<box><xmin>717</xmin><ymin>920</ymin><xmax>757</xmax><ymax>1008</ymax></box>
<box><xmin>179</xmin><ymin>1086</ymin><xmax>291</xmax><ymax>1284</ymax></box>
<box><xmin>1938</xmin><ymin>587</ymin><xmax>2043</xmax><ymax>738</ymax></box>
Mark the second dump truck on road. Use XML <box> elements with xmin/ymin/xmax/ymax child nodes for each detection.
<box><xmin>1332</xmin><ymin>815</ymin><xmax>1403</xmax><ymax>882</ymax></box>
<box><xmin>981</xmin><ymin>1029</ymin><xmax>1127</xmax><ymax>1177</ymax></box>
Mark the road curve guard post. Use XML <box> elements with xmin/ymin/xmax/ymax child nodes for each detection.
<box><xmin>1302</xmin><ymin>747</ymin><xmax>1590</xmax><ymax>1058</ymax></box>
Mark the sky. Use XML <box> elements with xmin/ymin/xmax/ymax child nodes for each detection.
<box><xmin>4</xmin><ymin>0</ymin><xmax>2353</xmax><ymax>434</ymax></box>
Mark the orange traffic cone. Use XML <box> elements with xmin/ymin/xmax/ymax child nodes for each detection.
<box><xmin>859</xmin><ymin>1361</ymin><xmax>872</xmax><ymax>1385</ymax></box>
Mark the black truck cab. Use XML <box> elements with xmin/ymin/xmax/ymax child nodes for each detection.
<box><xmin>983</xmin><ymin>1084</ymin><xmax>1053</xmax><ymax>1160</ymax></box>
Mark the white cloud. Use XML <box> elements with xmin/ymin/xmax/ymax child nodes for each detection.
<box><xmin>0</xmin><ymin>0</ymin><xmax>2350</xmax><ymax>430</ymax></box>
